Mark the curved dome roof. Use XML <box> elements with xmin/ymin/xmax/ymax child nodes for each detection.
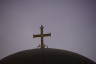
<box><xmin>0</xmin><ymin>48</ymin><xmax>96</xmax><ymax>64</ymax></box>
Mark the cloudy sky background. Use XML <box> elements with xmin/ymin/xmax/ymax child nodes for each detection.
<box><xmin>0</xmin><ymin>0</ymin><xmax>96</xmax><ymax>62</ymax></box>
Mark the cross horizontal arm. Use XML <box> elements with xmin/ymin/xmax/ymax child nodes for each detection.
<box><xmin>43</xmin><ymin>33</ymin><xmax>51</xmax><ymax>37</ymax></box>
<box><xmin>33</xmin><ymin>33</ymin><xmax>51</xmax><ymax>38</ymax></box>
<box><xmin>33</xmin><ymin>34</ymin><xmax>41</xmax><ymax>38</ymax></box>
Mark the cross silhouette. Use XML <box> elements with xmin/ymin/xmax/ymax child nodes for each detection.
<box><xmin>33</xmin><ymin>25</ymin><xmax>51</xmax><ymax>48</ymax></box>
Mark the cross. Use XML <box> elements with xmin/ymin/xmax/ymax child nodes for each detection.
<box><xmin>33</xmin><ymin>25</ymin><xmax>51</xmax><ymax>48</ymax></box>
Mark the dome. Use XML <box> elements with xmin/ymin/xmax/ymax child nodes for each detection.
<box><xmin>0</xmin><ymin>48</ymin><xmax>96</xmax><ymax>64</ymax></box>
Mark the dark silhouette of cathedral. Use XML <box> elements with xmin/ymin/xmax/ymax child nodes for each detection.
<box><xmin>0</xmin><ymin>25</ymin><xmax>96</xmax><ymax>64</ymax></box>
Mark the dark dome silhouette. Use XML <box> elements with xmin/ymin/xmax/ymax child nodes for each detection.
<box><xmin>0</xmin><ymin>48</ymin><xmax>96</xmax><ymax>64</ymax></box>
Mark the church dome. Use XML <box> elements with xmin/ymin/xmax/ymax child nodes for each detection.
<box><xmin>0</xmin><ymin>48</ymin><xmax>96</xmax><ymax>64</ymax></box>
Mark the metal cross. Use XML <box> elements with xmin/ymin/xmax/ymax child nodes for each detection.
<box><xmin>33</xmin><ymin>25</ymin><xmax>51</xmax><ymax>48</ymax></box>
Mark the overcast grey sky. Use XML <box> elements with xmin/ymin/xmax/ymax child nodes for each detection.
<box><xmin>0</xmin><ymin>0</ymin><xmax>96</xmax><ymax>62</ymax></box>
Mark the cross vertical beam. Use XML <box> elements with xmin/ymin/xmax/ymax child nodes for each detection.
<box><xmin>41</xmin><ymin>25</ymin><xmax>44</xmax><ymax>48</ymax></box>
<box><xmin>33</xmin><ymin>25</ymin><xmax>51</xmax><ymax>48</ymax></box>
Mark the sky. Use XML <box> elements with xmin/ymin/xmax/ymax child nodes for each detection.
<box><xmin>0</xmin><ymin>0</ymin><xmax>96</xmax><ymax>62</ymax></box>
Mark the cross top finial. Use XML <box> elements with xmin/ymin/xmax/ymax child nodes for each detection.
<box><xmin>40</xmin><ymin>25</ymin><xmax>44</xmax><ymax>29</ymax></box>
<box><xmin>33</xmin><ymin>25</ymin><xmax>51</xmax><ymax>48</ymax></box>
